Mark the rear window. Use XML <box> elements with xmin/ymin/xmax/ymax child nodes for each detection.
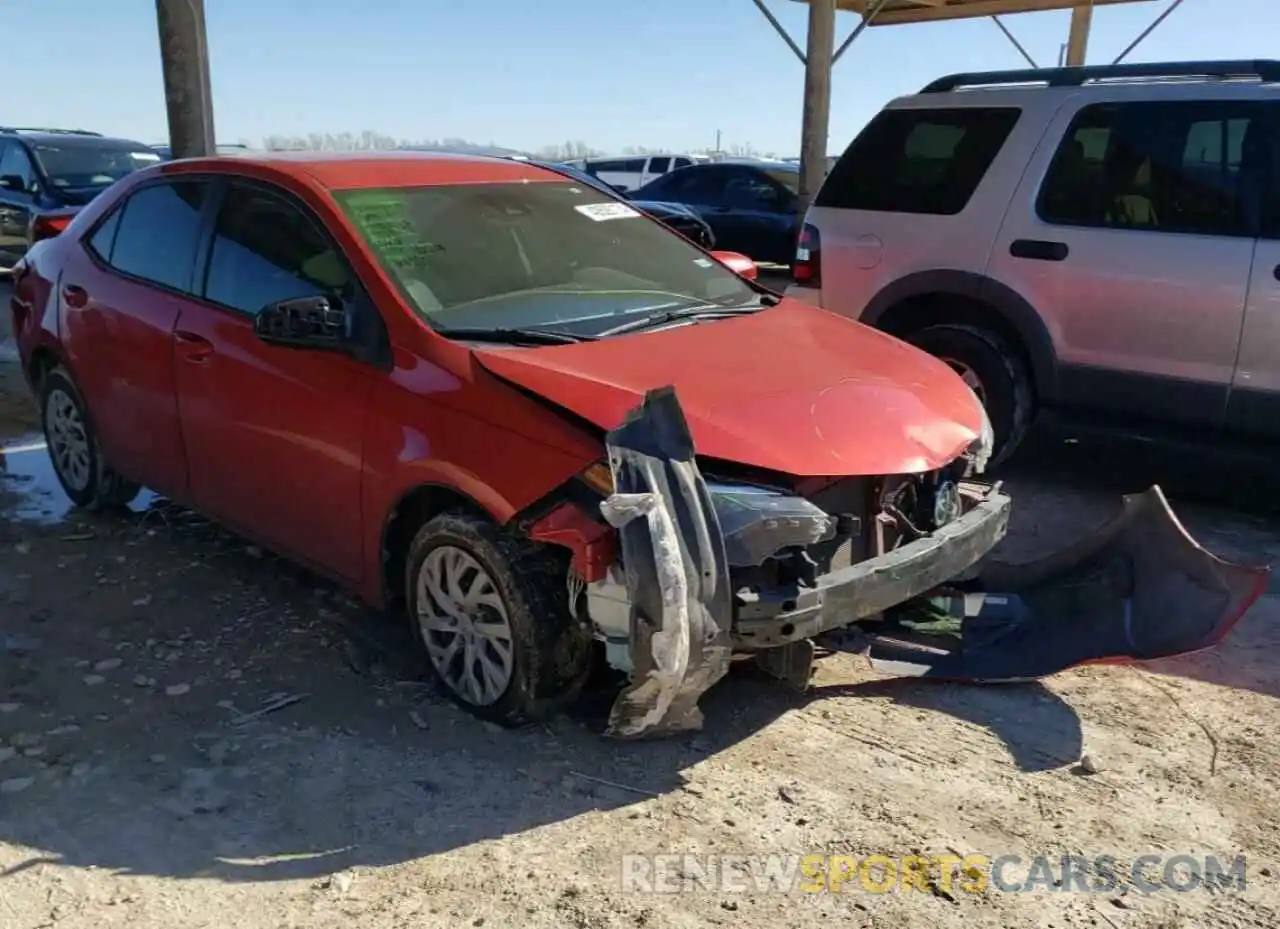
<box><xmin>31</xmin><ymin>143</ymin><xmax>161</xmax><ymax>190</ymax></box>
<box><xmin>333</xmin><ymin>181</ymin><xmax>755</xmax><ymax>335</ymax></box>
<box><xmin>815</xmin><ymin>106</ymin><xmax>1021</xmax><ymax>215</ymax></box>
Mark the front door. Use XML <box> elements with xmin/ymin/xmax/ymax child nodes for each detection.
<box><xmin>0</xmin><ymin>140</ymin><xmax>37</xmax><ymax>268</ymax></box>
<box><xmin>172</xmin><ymin>179</ymin><xmax>374</xmax><ymax>581</ymax></box>
<box><xmin>989</xmin><ymin>96</ymin><xmax>1266</xmax><ymax>429</ymax></box>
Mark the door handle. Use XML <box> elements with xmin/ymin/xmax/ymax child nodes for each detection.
<box><xmin>61</xmin><ymin>284</ymin><xmax>88</xmax><ymax>308</ymax></box>
<box><xmin>1009</xmin><ymin>239</ymin><xmax>1069</xmax><ymax>262</ymax></box>
<box><xmin>174</xmin><ymin>329</ymin><xmax>214</xmax><ymax>362</ymax></box>
<box><xmin>1273</xmin><ymin>264</ymin><xmax>1280</xmax><ymax>282</ymax></box>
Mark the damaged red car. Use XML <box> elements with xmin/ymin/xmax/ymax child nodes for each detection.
<box><xmin>9</xmin><ymin>153</ymin><xmax>1267</xmax><ymax>737</ymax></box>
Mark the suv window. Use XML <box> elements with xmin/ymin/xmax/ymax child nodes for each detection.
<box><xmin>673</xmin><ymin>157</ymin><xmax>693</xmax><ymax>169</ymax></box>
<box><xmin>1038</xmin><ymin>101</ymin><xmax>1269</xmax><ymax>238</ymax></box>
<box><xmin>108</xmin><ymin>181</ymin><xmax>209</xmax><ymax>290</ymax></box>
<box><xmin>647</xmin><ymin>156</ymin><xmax>671</xmax><ymax>174</ymax></box>
<box><xmin>204</xmin><ymin>183</ymin><xmax>353</xmax><ymax>315</ymax></box>
<box><xmin>816</xmin><ymin>107</ymin><xmax>1021</xmax><ymax>214</ymax></box>
<box><xmin>0</xmin><ymin>142</ymin><xmax>36</xmax><ymax>193</ymax></box>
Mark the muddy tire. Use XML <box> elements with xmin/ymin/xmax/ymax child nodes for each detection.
<box><xmin>904</xmin><ymin>324</ymin><xmax>1034</xmax><ymax>467</ymax></box>
<box><xmin>38</xmin><ymin>366</ymin><xmax>141</xmax><ymax>510</ymax></box>
<box><xmin>405</xmin><ymin>511</ymin><xmax>593</xmax><ymax>727</ymax></box>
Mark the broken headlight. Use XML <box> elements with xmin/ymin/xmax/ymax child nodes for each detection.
<box><xmin>965</xmin><ymin>391</ymin><xmax>994</xmax><ymax>475</ymax></box>
<box><xmin>707</xmin><ymin>481</ymin><xmax>837</xmax><ymax>568</ymax></box>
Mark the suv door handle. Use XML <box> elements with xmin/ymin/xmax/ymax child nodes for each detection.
<box><xmin>1010</xmin><ymin>239</ymin><xmax>1069</xmax><ymax>262</ymax></box>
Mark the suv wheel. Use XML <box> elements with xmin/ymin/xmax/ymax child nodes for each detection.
<box><xmin>405</xmin><ymin>511</ymin><xmax>592</xmax><ymax>726</ymax></box>
<box><xmin>904</xmin><ymin>324</ymin><xmax>1033</xmax><ymax>467</ymax></box>
<box><xmin>39</xmin><ymin>366</ymin><xmax>142</xmax><ymax>509</ymax></box>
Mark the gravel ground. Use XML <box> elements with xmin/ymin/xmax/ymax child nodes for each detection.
<box><xmin>3</xmin><ymin>278</ymin><xmax>1279</xmax><ymax>928</ymax></box>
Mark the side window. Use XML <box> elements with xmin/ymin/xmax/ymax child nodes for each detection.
<box><xmin>657</xmin><ymin>168</ymin><xmax>721</xmax><ymax>203</ymax></box>
<box><xmin>109</xmin><ymin>181</ymin><xmax>208</xmax><ymax>291</ymax></box>
<box><xmin>1038</xmin><ymin>101</ymin><xmax>1267</xmax><ymax>238</ymax></box>
<box><xmin>203</xmin><ymin>182</ymin><xmax>353</xmax><ymax>315</ymax></box>
<box><xmin>723</xmin><ymin>171</ymin><xmax>780</xmax><ymax>209</ymax></box>
<box><xmin>647</xmin><ymin>156</ymin><xmax>671</xmax><ymax>174</ymax></box>
<box><xmin>621</xmin><ymin>158</ymin><xmax>646</xmax><ymax>173</ymax></box>
<box><xmin>0</xmin><ymin>142</ymin><xmax>37</xmax><ymax>193</ymax></box>
<box><xmin>816</xmin><ymin>107</ymin><xmax>1021</xmax><ymax>214</ymax></box>
<box><xmin>587</xmin><ymin>159</ymin><xmax>627</xmax><ymax>174</ymax></box>
<box><xmin>673</xmin><ymin>157</ymin><xmax>693</xmax><ymax>169</ymax></box>
<box><xmin>86</xmin><ymin>208</ymin><xmax>123</xmax><ymax>263</ymax></box>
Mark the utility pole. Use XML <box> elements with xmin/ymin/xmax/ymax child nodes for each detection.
<box><xmin>798</xmin><ymin>0</ymin><xmax>836</xmax><ymax>215</ymax></box>
<box><xmin>155</xmin><ymin>0</ymin><xmax>216</xmax><ymax>158</ymax></box>
<box><xmin>1065</xmin><ymin>4</ymin><xmax>1093</xmax><ymax>67</ymax></box>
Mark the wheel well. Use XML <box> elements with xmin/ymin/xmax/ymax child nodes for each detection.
<box><xmin>876</xmin><ymin>293</ymin><xmax>1034</xmax><ymax>392</ymax></box>
<box><xmin>27</xmin><ymin>346</ymin><xmax>59</xmax><ymax>392</ymax></box>
<box><xmin>381</xmin><ymin>484</ymin><xmax>489</xmax><ymax>609</ymax></box>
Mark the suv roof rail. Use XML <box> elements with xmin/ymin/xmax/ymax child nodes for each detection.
<box><xmin>920</xmin><ymin>60</ymin><xmax>1280</xmax><ymax>94</ymax></box>
<box><xmin>0</xmin><ymin>126</ymin><xmax>104</xmax><ymax>136</ymax></box>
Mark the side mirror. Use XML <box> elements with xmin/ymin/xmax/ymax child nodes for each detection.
<box><xmin>710</xmin><ymin>250</ymin><xmax>758</xmax><ymax>281</ymax></box>
<box><xmin>254</xmin><ymin>295</ymin><xmax>348</xmax><ymax>350</ymax></box>
<box><xmin>1</xmin><ymin>174</ymin><xmax>29</xmax><ymax>193</ymax></box>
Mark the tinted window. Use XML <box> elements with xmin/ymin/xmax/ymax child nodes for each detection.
<box><xmin>673</xmin><ymin>157</ymin><xmax>693</xmax><ymax>169</ymax></box>
<box><xmin>110</xmin><ymin>181</ymin><xmax>208</xmax><ymax>290</ymax></box>
<box><xmin>0</xmin><ymin>143</ymin><xmax>36</xmax><ymax>192</ymax></box>
<box><xmin>647</xmin><ymin>156</ymin><xmax>671</xmax><ymax>173</ymax></box>
<box><xmin>817</xmin><ymin>107</ymin><xmax>1020</xmax><ymax>214</ymax></box>
<box><xmin>204</xmin><ymin>183</ymin><xmax>353</xmax><ymax>315</ymax></box>
<box><xmin>1038</xmin><ymin>101</ymin><xmax>1269</xmax><ymax>238</ymax></box>
<box><xmin>30</xmin><ymin>143</ymin><xmax>161</xmax><ymax>191</ymax></box>
<box><xmin>643</xmin><ymin>167</ymin><xmax>723</xmax><ymax>203</ymax></box>
<box><xmin>333</xmin><ymin>181</ymin><xmax>754</xmax><ymax>335</ymax></box>
<box><xmin>587</xmin><ymin>159</ymin><xmax>628</xmax><ymax>173</ymax></box>
<box><xmin>723</xmin><ymin>170</ymin><xmax>785</xmax><ymax>209</ymax></box>
<box><xmin>86</xmin><ymin>208</ymin><xmax>122</xmax><ymax>263</ymax></box>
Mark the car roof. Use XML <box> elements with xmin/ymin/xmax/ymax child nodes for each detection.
<box><xmin>153</xmin><ymin>149</ymin><xmax>564</xmax><ymax>190</ymax></box>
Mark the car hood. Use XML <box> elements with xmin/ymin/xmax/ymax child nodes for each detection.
<box><xmin>473</xmin><ymin>301</ymin><xmax>985</xmax><ymax>477</ymax></box>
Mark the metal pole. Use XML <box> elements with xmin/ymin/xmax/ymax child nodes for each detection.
<box><xmin>992</xmin><ymin>16</ymin><xmax>1039</xmax><ymax>69</ymax></box>
<box><xmin>798</xmin><ymin>0</ymin><xmax>836</xmax><ymax>216</ymax></box>
<box><xmin>1112</xmin><ymin>0</ymin><xmax>1187</xmax><ymax>65</ymax></box>
<box><xmin>1065</xmin><ymin>3</ymin><xmax>1093</xmax><ymax>67</ymax></box>
<box><xmin>833</xmin><ymin>0</ymin><xmax>888</xmax><ymax>64</ymax></box>
<box><xmin>750</xmin><ymin>0</ymin><xmax>807</xmax><ymax>63</ymax></box>
<box><xmin>155</xmin><ymin>0</ymin><xmax>216</xmax><ymax>158</ymax></box>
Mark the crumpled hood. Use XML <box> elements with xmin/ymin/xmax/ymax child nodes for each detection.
<box><xmin>474</xmin><ymin>301</ymin><xmax>986</xmax><ymax>477</ymax></box>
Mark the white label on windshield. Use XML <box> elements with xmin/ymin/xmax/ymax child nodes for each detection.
<box><xmin>693</xmin><ymin>258</ymin><xmax>713</xmax><ymax>267</ymax></box>
<box><xmin>575</xmin><ymin>202</ymin><xmax>640</xmax><ymax>221</ymax></box>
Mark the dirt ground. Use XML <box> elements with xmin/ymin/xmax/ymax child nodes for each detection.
<box><xmin>3</xmin><ymin>281</ymin><xmax>1280</xmax><ymax>928</ymax></box>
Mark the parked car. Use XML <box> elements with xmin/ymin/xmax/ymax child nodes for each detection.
<box><xmin>530</xmin><ymin>160</ymin><xmax>716</xmax><ymax>249</ymax></box>
<box><xmin>0</xmin><ymin>127</ymin><xmax>160</xmax><ymax>272</ymax></box>
<box><xmin>563</xmin><ymin>153</ymin><xmax>710</xmax><ymax>192</ymax></box>
<box><xmin>789</xmin><ymin>59</ymin><xmax>1280</xmax><ymax>464</ymax></box>
<box><xmin>9</xmin><ymin>152</ymin><xmax>1262</xmax><ymax>736</ymax></box>
<box><xmin>149</xmin><ymin>142</ymin><xmax>256</xmax><ymax>160</ymax></box>
<box><xmin>632</xmin><ymin>161</ymin><xmax>801</xmax><ymax>265</ymax></box>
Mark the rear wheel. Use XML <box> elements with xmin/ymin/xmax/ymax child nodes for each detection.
<box><xmin>904</xmin><ymin>324</ymin><xmax>1033</xmax><ymax>467</ymax></box>
<box><xmin>405</xmin><ymin>511</ymin><xmax>592</xmax><ymax>726</ymax></box>
<box><xmin>39</xmin><ymin>366</ymin><xmax>141</xmax><ymax>510</ymax></box>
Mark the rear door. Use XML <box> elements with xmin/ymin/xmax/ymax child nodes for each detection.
<box><xmin>641</xmin><ymin>155</ymin><xmax>671</xmax><ymax>187</ymax></box>
<box><xmin>172</xmin><ymin>179</ymin><xmax>374</xmax><ymax>581</ymax></box>
<box><xmin>806</xmin><ymin>105</ymin><xmax>1023</xmax><ymax>316</ymax></box>
<box><xmin>990</xmin><ymin>97</ymin><xmax>1263</xmax><ymax>428</ymax></box>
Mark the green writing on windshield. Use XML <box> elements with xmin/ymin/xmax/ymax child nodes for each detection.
<box><xmin>341</xmin><ymin>190</ymin><xmax>441</xmax><ymax>266</ymax></box>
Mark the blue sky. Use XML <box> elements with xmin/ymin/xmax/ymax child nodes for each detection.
<box><xmin>5</xmin><ymin>0</ymin><xmax>1273</xmax><ymax>155</ymax></box>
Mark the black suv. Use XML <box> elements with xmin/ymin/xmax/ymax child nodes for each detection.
<box><xmin>0</xmin><ymin>127</ymin><xmax>161</xmax><ymax>271</ymax></box>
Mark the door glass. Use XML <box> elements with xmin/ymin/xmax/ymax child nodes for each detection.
<box><xmin>723</xmin><ymin>172</ymin><xmax>778</xmax><ymax>210</ymax></box>
<box><xmin>109</xmin><ymin>181</ymin><xmax>209</xmax><ymax>291</ymax></box>
<box><xmin>647</xmin><ymin>156</ymin><xmax>671</xmax><ymax>174</ymax></box>
<box><xmin>204</xmin><ymin>183</ymin><xmax>353</xmax><ymax>315</ymax></box>
<box><xmin>0</xmin><ymin>143</ymin><xmax>36</xmax><ymax>193</ymax></box>
<box><xmin>86</xmin><ymin>208</ymin><xmax>123</xmax><ymax>263</ymax></box>
<box><xmin>1038</xmin><ymin>101</ymin><xmax>1266</xmax><ymax>238</ymax></box>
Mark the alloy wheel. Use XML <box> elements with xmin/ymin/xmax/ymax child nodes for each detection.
<box><xmin>45</xmin><ymin>387</ymin><xmax>92</xmax><ymax>493</ymax></box>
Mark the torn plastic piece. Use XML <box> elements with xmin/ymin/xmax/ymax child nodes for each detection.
<box><xmin>865</xmin><ymin>486</ymin><xmax>1270</xmax><ymax>680</ymax></box>
<box><xmin>705</xmin><ymin>481</ymin><xmax>837</xmax><ymax>567</ymax></box>
<box><xmin>599</xmin><ymin>386</ymin><xmax>734</xmax><ymax>739</ymax></box>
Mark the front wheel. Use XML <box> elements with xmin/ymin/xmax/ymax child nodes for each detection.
<box><xmin>405</xmin><ymin>511</ymin><xmax>592</xmax><ymax>726</ymax></box>
<box><xmin>904</xmin><ymin>324</ymin><xmax>1034</xmax><ymax>468</ymax></box>
<box><xmin>39</xmin><ymin>366</ymin><xmax>141</xmax><ymax>510</ymax></box>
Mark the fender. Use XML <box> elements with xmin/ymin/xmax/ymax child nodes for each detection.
<box><xmin>859</xmin><ymin>270</ymin><xmax>1061</xmax><ymax>405</ymax></box>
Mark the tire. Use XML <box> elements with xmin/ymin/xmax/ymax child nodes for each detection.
<box><xmin>38</xmin><ymin>366</ymin><xmax>141</xmax><ymax>510</ymax></box>
<box><xmin>904</xmin><ymin>324</ymin><xmax>1034</xmax><ymax>468</ymax></box>
<box><xmin>405</xmin><ymin>511</ymin><xmax>593</xmax><ymax>726</ymax></box>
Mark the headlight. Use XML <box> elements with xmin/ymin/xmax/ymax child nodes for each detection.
<box><xmin>578</xmin><ymin>461</ymin><xmax>615</xmax><ymax>495</ymax></box>
<box><xmin>966</xmin><ymin>391</ymin><xmax>994</xmax><ymax>475</ymax></box>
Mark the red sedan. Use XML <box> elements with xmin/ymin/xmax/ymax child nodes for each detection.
<box><xmin>9</xmin><ymin>153</ymin><xmax>1264</xmax><ymax>737</ymax></box>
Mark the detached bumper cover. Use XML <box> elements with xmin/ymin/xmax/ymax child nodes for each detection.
<box><xmin>866</xmin><ymin>486</ymin><xmax>1270</xmax><ymax>680</ymax></box>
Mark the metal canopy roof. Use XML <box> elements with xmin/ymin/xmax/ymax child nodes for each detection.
<box><xmin>798</xmin><ymin>0</ymin><xmax>1149</xmax><ymax>26</ymax></box>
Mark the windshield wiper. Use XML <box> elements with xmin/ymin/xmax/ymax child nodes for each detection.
<box><xmin>433</xmin><ymin>326</ymin><xmax>596</xmax><ymax>345</ymax></box>
<box><xmin>597</xmin><ymin>303</ymin><xmax>768</xmax><ymax>338</ymax></box>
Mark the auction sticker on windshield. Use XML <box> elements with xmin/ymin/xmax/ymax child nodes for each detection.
<box><xmin>575</xmin><ymin>202</ymin><xmax>640</xmax><ymax>221</ymax></box>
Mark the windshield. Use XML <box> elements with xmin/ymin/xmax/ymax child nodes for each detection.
<box><xmin>763</xmin><ymin>169</ymin><xmax>800</xmax><ymax>194</ymax></box>
<box><xmin>31</xmin><ymin>143</ymin><xmax>162</xmax><ymax>189</ymax></box>
<box><xmin>333</xmin><ymin>181</ymin><xmax>758</xmax><ymax>335</ymax></box>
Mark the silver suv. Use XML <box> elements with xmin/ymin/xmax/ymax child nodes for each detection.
<box><xmin>788</xmin><ymin>60</ymin><xmax>1280</xmax><ymax>464</ymax></box>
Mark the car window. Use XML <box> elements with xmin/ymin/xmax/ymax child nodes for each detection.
<box><xmin>817</xmin><ymin>106</ymin><xmax>1021</xmax><ymax>214</ymax></box>
<box><xmin>108</xmin><ymin>181</ymin><xmax>209</xmax><ymax>291</ymax></box>
<box><xmin>723</xmin><ymin>171</ymin><xmax>782</xmax><ymax>209</ymax></box>
<box><xmin>647</xmin><ymin>156</ymin><xmax>671</xmax><ymax>174</ymax></box>
<box><xmin>646</xmin><ymin>167</ymin><xmax>723</xmax><ymax>203</ymax></box>
<box><xmin>86</xmin><ymin>208</ymin><xmax>123</xmax><ymax>263</ymax></box>
<box><xmin>333</xmin><ymin>181</ymin><xmax>756</xmax><ymax>336</ymax></box>
<box><xmin>1038</xmin><ymin>101</ymin><xmax>1268</xmax><ymax>238</ymax></box>
<box><xmin>587</xmin><ymin>159</ymin><xmax>628</xmax><ymax>173</ymax></box>
<box><xmin>0</xmin><ymin>142</ymin><xmax>36</xmax><ymax>193</ymax></box>
<box><xmin>29</xmin><ymin>143</ymin><xmax>162</xmax><ymax>191</ymax></box>
<box><xmin>673</xmin><ymin>157</ymin><xmax>693</xmax><ymax>169</ymax></box>
<box><xmin>204</xmin><ymin>182</ymin><xmax>353</xmax><ymax>315</ymax></box>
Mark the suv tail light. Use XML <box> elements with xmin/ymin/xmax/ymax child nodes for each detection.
<box><xmin>28</xmin><ymin>212</ymin><xmax>72</xmax><ymax>245</ymax></box>
<box><xmin>793</xmin><ymin>223</ymin><xmax>821</xmax><ymax>287</ymax></box>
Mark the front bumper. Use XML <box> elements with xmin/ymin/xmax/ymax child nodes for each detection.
<box><xmin>732</xmin><ymin>485</ymin><xmax>1011</xmax><ymax>650</ymax></box>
